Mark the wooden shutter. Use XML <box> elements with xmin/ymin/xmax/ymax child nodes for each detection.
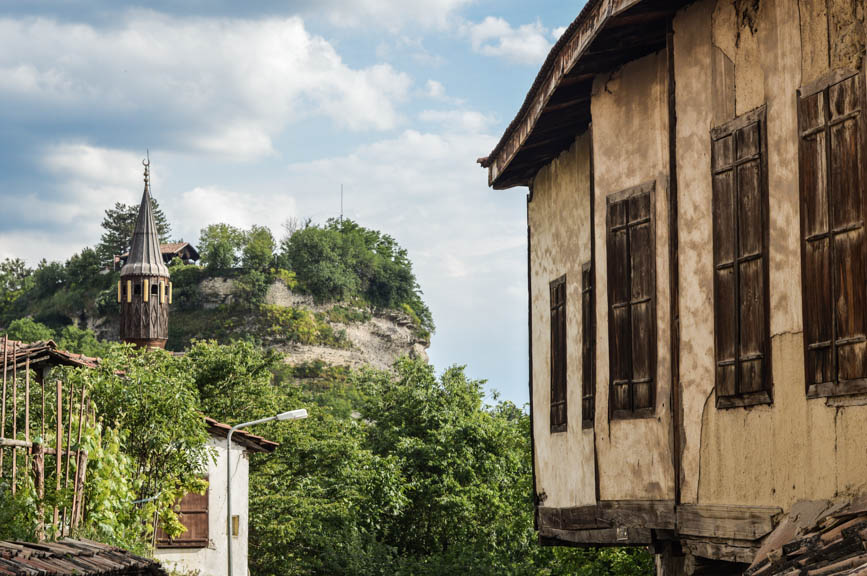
<box><xmin>550</xmin><ymin>275</ymin><xmax>567</xmax><ymax>432</ymax></box>
<box><xmin>156</xmin><ymin>479</ymin><xmax>209</xmax><ymax>548</ymax></box>
<box><xmin>581</xmin><ymin>262</ymin><xmax>595</xmax><ymax>429</ymax></box>
<box><xmin>711</xmin><ymin>106</ymin><xmax>772</xmax><ymax>408</ymax></box>
<box><xmin>606</xmin><ymin>182</ymin><xmax>656</xmax><ymax>419</ymax></box>
<box><xmin>799</xmin><ymin>70</ymin><xmax>867</xmax><ymax>397</ymax></box>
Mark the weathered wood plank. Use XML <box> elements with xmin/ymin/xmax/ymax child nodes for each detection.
<box><xmin>684</xmin><ymin>538</ymin><xmax>759</xmax><ymax>564</ymax></box>
<box><xmin>598</xmin><ymin>500</ymin><xmax>676</xmax><ymax>529</ymax></box>
<box><xmin>542</xmin><ymin>526</ymin><xmax>653</xmax><ymax>546</ymax></box>
<box><xmin>677</xmin><ymin>504</ymin><xmax>781</xmax><ymax>540</ymax></box>
<box><xmin>540</xmin><ymin>501</ymin><xmax>676</xmax><ymax>531</ymax></box>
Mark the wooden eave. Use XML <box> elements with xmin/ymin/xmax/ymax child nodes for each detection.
<box><xmin>480</xmin><ymin>0</ymin><xmax>689</xmax><ymax>190</ymax></box>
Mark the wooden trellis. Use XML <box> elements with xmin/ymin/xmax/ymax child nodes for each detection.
<box><xmin>0</xmin><ymin>336</ymin><xmax>97</xmax><ymax>541</ymax></box>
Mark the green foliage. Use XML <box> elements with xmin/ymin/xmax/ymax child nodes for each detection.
<box><xmin>184</xmin><ymin>340</ymin><xmax>282</xmax><ymax>423</ymax></box>
<box><xmin>190</xmin><ymin>352</ymin><xmax>652</xmax><ymax>576</ymax></box>
<box><xmin>325</xmin><ymin>305</ymin><xmax>371</xmax><ymax>325</ymax></box>
<box><xmin>97</xmin><ymin>199</ymin><xmax>172</xmax><ymax>265</ymax></box>
<box><xmin>280</xmin><ymin>219</ymin><xmax>433</xmax><ymax>335</ymax></box>
<box><xmin>199</xmin><ymin>223</ymin><xmax>245</xmax><ymax>271</ymax></box>
<box><xmin>244</xmin><ymin>225</ymin><xmax>276</xmax><ymax>272</ymax></box>
<box><xmin>273</xmin><ymin>268</ymin><xmax>298</xmax><ymax>290</ymax></box>
<box><xmin>4</xmin><ymin>317</ymin><xmax>55</xmax><ymax>342</ymax></box>
<box><xmin>0</xmin><ymin>258</ymin><xmax>33</xmax><ymax>318</ymax></box>
<box><xmin>60</xmin><ymin>345</ymin><xmax>213</xmax><ymax>545</ymax></box>
<box><xmin>262</xmin><ymin>305</ymin><xmax>349</xmax><ymax>348</ymax></box>
<box><xmin>167</xmin><ymin>260</ymin><xmax>205</xmax><ymax>311</ymax></box>
<box><xmin>235</xmin><ymin>270</ymin><xmax>271</xmax><ymax>308</ymax></box>
<box><xmin>56</xmin><ymin>324</ymin><xmax>112</xmax><ymax>357</ymax></box>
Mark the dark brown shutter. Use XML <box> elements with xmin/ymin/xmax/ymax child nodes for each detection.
<box><xmin>799</xmin><ymin>71</ymin><xmax>867</xmax><ymax>397</ymax></box>
<box><xmin>711</xmin><ymin>106</ymin><xmax>772</xmax><ymax>407</ymax></box>
<box><xmin>550</xmin><ymin>275</ymin><xmax>567</xmax><ymax>432</ymax></box>
<box><xmin>606</xmin><ymin>182</ymin><xmax>656</xmax><ymax>419</ymax></box>
<box><xmin>581</xmin><ymin>261</ymin><xmax>595</xmax><ymax>429</ymax></box>
<box><xmin>156</xmin><ymin>478</ymin><xmax>210</xmax><ymax>548</ymax></box>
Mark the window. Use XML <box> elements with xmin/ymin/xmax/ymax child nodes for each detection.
<box><xmin>133</xmin><ymin>283</ymin><xmax>141</xmax><ymax>296</ymax></box>
<box><xmin>799</xmin><ymin>70</ymin><xmax>867</xmax><ymax>397</ymax></box>
<box><xmin>606</xmin><ymin>182</ymin><xmax>655</xmax><ymax>419</ymax></box>
<box><xmin>550</xmin><ymin>275</ymin><xmax>567</xmax><ymax>432</ymax></box>
<box><xmin>156</xmin><ymin>479</ymin><xmax>209</xmax><ymax>548</ymax></box>
<box><xmin>581</xmin><ymin>262</ymin><xmax>595</xmax><ymax>428</ymax></box>
<box><xmin>711</xmin><ymin>106</ymin><xmax>772</xmax><ymax>408</ymax></box>
<box><xmin>151</xmin><ymin>283</ymin><xmax>159</xmax><ymax>296</ymax></box>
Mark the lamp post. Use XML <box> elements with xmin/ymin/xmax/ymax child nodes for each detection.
<box><xmin>227</xmin><ymin>409</ymin><xmax>307</xmax><ymax>576</ymax></box>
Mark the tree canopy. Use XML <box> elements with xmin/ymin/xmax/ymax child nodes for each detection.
<box><xmin>97</xmin><ymin>200</ymin><xmax>172</xmax><ymax>265</ymax></box>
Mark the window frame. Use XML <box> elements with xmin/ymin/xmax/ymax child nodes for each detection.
<box><xmin>155</xmin><ymin>477</ymin><xmax>210</xmax><ymax>549</ymax></box>
<box><xmin>550</xmin><ymin>274</ymin><xmax>568</xmax><ymax>433</ymax></box>
<box><xmin>798</xmin><ymin>66</ymin><xmax>867</xmax><ymax>399</ymax></box>
<box><xmin>710</xmin><ymin>105</ymin><xmax>773</xmax><ymax>409</ymax></box>
<box><xmin>605</xmin><ymin>181</ymin><xmax>657</xmax><ymax>421</ymax></box>
<box><xmin>581</xmin><ymin>261</ymin><xmax>595</xmax><ymax>429</ymax></box>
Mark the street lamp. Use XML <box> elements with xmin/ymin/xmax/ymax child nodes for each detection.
<box><xmin>227</xmin><ymin>409</ymin><xmax>307</xmax><ymax>576</ymax></box>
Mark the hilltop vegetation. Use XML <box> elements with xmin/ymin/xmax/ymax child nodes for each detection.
<box><xmin>0</xmin><ymin>213</ymin><xmax>433</xmax><ymax>348</ymax></box>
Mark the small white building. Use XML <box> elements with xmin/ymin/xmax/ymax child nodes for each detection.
<box><xmin>155</xmin><ymin>417</ymin><xmax>277</xmax><ymax>576</ymax></box>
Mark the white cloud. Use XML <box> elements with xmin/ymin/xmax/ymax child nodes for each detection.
<box><xmin>175</xmin><ymin>186</ymin><xmax>297</xmax><ymax>238</ymax></box>
<box><xmin>426</xmin><ymin>79</ymin><xmax>446</xmax><ymax>99</ymax></box>
<box><xmin>465</xmin><ymin>17</ymin><xmax>552</xmax><ymax>65</ymax></box>
<box><xmin>419</xmin><ymin>109</ymin><xmax>494</xmax><ymax>133</ymax></box>
<box><xmin>0</xmin><ymin>15</ymin><xmax>412</xmax><ymax>162</ymax></box>
<box><xmin>322</xmin><ymin>0</ymin><xmax>473</xmax><ymax>31</ymax></box>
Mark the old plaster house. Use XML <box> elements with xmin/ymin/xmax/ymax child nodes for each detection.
<box><xmin>480</xmin><ymin>0</ymin><xmax>867</xmax><ymax>574</ymax></box>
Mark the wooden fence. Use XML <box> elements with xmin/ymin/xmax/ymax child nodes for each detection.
<box><xmin>0</xmin><ymin>336</ymin><xmax>95</xmax><ymax>541</ymax></box>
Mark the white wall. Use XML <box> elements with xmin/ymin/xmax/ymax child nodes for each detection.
<box><xmin>155</xmin><ymin>435</ymin><xmax>251</xmax><ymax>576</ymax></box>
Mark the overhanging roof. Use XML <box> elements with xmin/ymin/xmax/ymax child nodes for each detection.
<box><xmin>479</xmin><ymin>0</ymin><xmax>689</xmax><ymax>190</ymax></box>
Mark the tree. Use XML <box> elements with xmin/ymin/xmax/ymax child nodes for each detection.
<box><xmin>65</xmin><ymin>248</ymin><xmax>102</xmax><ymax>290</ymax></box>
<box><xmin>0</xmin><ymin>258</ymin><xmax>32</xmax><ymax>317</ymax></box>
<box><xmin>55</xmin><ymin>324</ymin><xmax>110</xmax><ymax>357</ymax></box>
<box><xmin>243</xmin><ymin>225</ymin><xmax>276</xmax><ymax>272</ymax></box>
<box><xmin>97</xmin><ymin>199</ymin><xmax>171</xmax><ymax>265</ymax></box>
<box><xmin>63</xmin><ymin>344</ymin><xmax>211</xmax><ymax>548</ymax></box>
<box><xmin>3</xmin><ymin>317</ymin><xmax>54</xmax><ymax>342</ymax></box>
<box><xmin>199</xmin><ymin>223</ymin><xmax>245</xmax><ymax>271</ymax></box>
<box><xmin>230</xmin><ymin>354</ymin><xmax>652</xmax><ymax>576</ymax></box>
<box><xmin>280</xmin><ymin>219</ymin><xmax>434</xmax><ymax>335</ymax></box>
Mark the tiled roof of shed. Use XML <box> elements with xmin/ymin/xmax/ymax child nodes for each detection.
<box><xmin>4</xmin><ymin>339</ymin><xmax>99</xmax><ymax>370</ymax></box>
<box><xmin>118</xmin><ymin>242</ymin><xmax>199</xmax><ymax>261</ymax></box>
<box><xmin>205</xmin><ymin>416</ymin><xmax>279</xmax><ymax>453</ymax></box>
<box><xmin>748</xmin><ymin>498</ymin><xmax>867</xmax><ymax>576</ymax></box>
<box><xmin>0</xmin><ymin>538</ymin><xmax>166</xmax><ymax>575</ymax></box>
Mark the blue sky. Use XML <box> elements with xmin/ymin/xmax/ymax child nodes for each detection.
<box><xmin>0</xmin><ymin>0</ymin><xmax>584</xmax><ymax>405</ymax></box>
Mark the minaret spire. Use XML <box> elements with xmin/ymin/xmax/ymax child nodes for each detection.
<box><xmin>118</xmin><ymin>154</ymin><xmax>171</xmax><ymax>348</ymax></box>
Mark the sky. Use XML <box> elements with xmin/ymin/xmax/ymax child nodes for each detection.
<box><xmin>0</xmin><ymin>0</ymin><xmax>584</xmax><ymax>405</ymax></box>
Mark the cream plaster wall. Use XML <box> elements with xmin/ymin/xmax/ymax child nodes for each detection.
<box><xmin>591</xmin><ymin>50</ymin><xmax>675</xmax><ymax>502</ymax></box>
<box><xmin>673</xmin><ymin>0</ymin><xmax>867</xmax><ymax>508</ymax></box>
<box><xmin>529</xmin><ymin>132</ymin><xmax>597</xmax><ymax>509</ymax></box>
<box><xmin>155</xmin><ymin>436</ymin><xmax>251</xmax><ymax>576</ymax></box>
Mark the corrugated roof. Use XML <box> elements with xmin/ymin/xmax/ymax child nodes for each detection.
<box><xmin>120</xmin><ymin>162</ymin><xmax>169</xmax><ymax>278</ymax></box>
<box><xmin>0</xmin><ymin>538</ymin><xmax>166</xmax><ymax>575</ymax></box>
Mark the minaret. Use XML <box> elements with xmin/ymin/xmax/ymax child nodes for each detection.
<box><xmin>117</xmin><ymin>157</ymin><xmax>171</xmax><ymax>348</ymax></box>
